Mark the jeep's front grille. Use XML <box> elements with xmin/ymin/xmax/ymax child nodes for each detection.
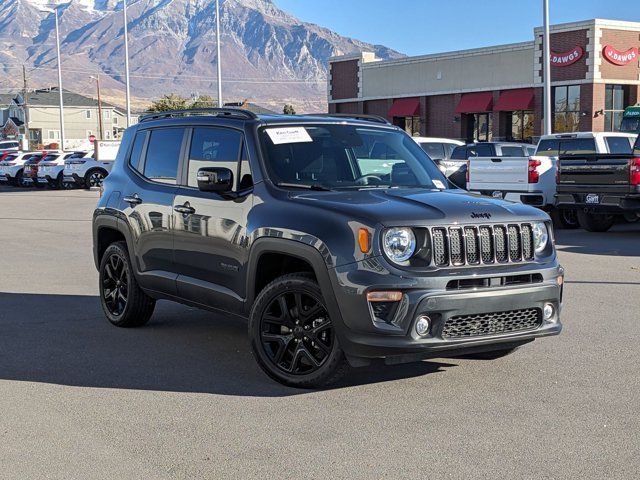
<box><xmin>442</xmin><ymin>308</ymin><xmax>542</xmax><ymax>338</ymax></box>
<box><xmin>430</xmin><ymin>223</ymin><xmax>535</xmax><ymax>267</ymax></box>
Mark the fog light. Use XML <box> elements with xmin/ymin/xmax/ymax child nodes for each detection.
<box><xmin>415</xmin><ymin>315</ymin><xmax>431</xmax><ymax>336</ymax></box>
<box><xmin>543</xmin><ymin>303</ymin><xmax>555</xmax><ymax>321</ymax></box>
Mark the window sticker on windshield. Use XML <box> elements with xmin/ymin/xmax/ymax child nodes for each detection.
<box><xmin>433</xmin><ymin>179</ymin><xmax>446</xmax><ymax>189</ymax></box>
<box><xmin>265</xmin><ymin>127</ymin><xmax>313</xmax><ymax>145</ymax></box>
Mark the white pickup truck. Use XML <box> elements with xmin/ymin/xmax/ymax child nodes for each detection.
<box><xmin>467</xmin><ymin>132</ymin><xmax>636</xmax><ymax>227</ymax></box>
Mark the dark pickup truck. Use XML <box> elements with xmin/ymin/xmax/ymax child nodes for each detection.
<box><xmin>555</xmin><ymin>136</ymin><xmax>640</xmax><ymax>232</ymax></box>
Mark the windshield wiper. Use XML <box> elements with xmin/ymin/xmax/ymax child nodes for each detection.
<box><xmin>276</xmin><ymin>182</ymin><xmax>332</xmax><ymax>191</ymax></box>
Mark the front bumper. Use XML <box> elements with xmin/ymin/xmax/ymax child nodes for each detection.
<box><xmin>330</xmin><ymin>258</ymin><xmax>563</xmax><ymax>363</ymax></box>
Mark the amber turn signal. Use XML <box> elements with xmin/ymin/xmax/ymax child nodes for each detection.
<box><xmin>366</xmin><ymin>291</ymin><xmax>403</xmax><ymax>302</ymax></box>
<box><xmin>358</xmin><ymin>228</ymin><xmax>371</xmax><ymax>253</ymax></box>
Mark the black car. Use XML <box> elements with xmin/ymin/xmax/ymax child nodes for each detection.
<box><xmin>93</xmin><ymin>109</ymin><xmax>563</xmax><ymax>388</ymax></box>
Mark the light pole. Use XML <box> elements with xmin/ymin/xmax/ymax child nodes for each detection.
<box><xmin>542</xmin><ymin>0</ymin><xmax>552</xmax><ymax>135</ymax></box>
<box><xmin>41</xmin><ymin>4</ymin><xmax>66</xmax><ymax>150</ymax></box>
<box><xmin>216</xmin><ymin>0</ymin><xmax>223</xmax><ymax>108</ymax></box>
<box><xmin>123</xmin><ymin>0</ymin><xmax>132</xmax><ymax>126</ymax></box>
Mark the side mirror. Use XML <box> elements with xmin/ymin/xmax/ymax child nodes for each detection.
<box><xmin>197</xmin><ymin>167</ymin><xmax>233</xmax><ymax>193</ymax></box>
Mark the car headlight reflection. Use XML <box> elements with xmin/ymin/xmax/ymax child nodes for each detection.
<box><xmin>383</xmin><ymin>227</ymin><xmax>416</xmax><ymax>263</ymax></box>
<box><xmin>532</xmin><ymin>222</ymin><xmax>549</xmax><ymax>254</ymax></box>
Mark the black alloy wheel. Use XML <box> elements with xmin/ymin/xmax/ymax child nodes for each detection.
<box><xmin>102</xmin><ymin>252</ymin><xmax>129</xmax><ymax>317</ymax></box>
<box><xmin>86</xmin><ymin>170</ymin><xmax>105</xmax><ymax>189</ymax></box>
<box><xmin>249</xmin><ymin>273</ymin><xmax>347</xmax><ymax>388</ymax></box>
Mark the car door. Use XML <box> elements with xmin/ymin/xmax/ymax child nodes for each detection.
<box><xmin>173</xmin><ymin>126</ymin><xmax>253</xmax><ymax>314</ymax></box>
<box><xmin>122</xmin><ymin>127</ymin><xmax>187</xmax><ymax>295</ymax></box>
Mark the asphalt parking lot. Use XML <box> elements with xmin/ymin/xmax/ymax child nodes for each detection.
<box><xmin>0</xmin><ymin>185</ymin><xmax>638</xmax><ymax>479</ymax></box>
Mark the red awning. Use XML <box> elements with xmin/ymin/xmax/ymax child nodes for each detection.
<box><xmin>455</xmin><ymin>92</ymin><xmax>493</xmax><ymax>113</ymax></box>
<box><xmin>388</xmin><ymin>97</ymin><xmax>420</xmax><ymax>117</ymax></box>
<box><xmin>494</xmin><ymin>88</ymin><xmax>535</xmax><ymax>111</ymax></box>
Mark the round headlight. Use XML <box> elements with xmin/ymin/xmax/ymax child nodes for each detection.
<box><xmin>532</xmin><ymin>222</ymin><xmax>549</xmax><ymax>254</ymax></box>
<box><xmin>383</xmin><ymin>227</ymin><xmax>416</xmax><ymax>263</ymax></box>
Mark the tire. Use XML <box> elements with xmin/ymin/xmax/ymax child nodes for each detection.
<box><xmin>577</xmin><ymin>211</ymin><xmax>615</xmax><ymax>232</ymax></box>
<box><xmin>14</xmin><ymin>170</ymin><xmax>27</xmax><ymax>187</ymax></box>
<box><xmin>99</xmin><ymin>241</ymin><xmax>155</xmax><ymax>328</ymax></box>
<box><xmin>249</xmin><ymin>273</ymin><xmax>348</xmax><ymax>388</ymax></box>
<box><xmin>84</xmin><ymin>169</ymin><xmax>107</xmax><ymax>190</ymax></box>
<box><xmin>550</xmin><ymin>208</ymin><xmax>579</xmax><ymax>230</ymax></box>
<box><xmin>56</xmin><ymin>172</ymin><xmax>74</xmax><ymax>190</ymax></box>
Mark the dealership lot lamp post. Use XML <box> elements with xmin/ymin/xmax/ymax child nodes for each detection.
<box><xmin>40</xmin><ymin>4</ymin><xmax>66</xmax><ymax>149</ymax></box>
<box><xmin>123</xmin><ymin>0</ymin><xmax>132</xmax><ymax>127</ymax></box>
<box><xmin>543</xmin><ymin>0</ymin><xmax>552</xmax><ymax>135</ymax></box>
<box><xmin>216</xmin><ymin>0</ymin><xmax>223</xmax><ymax>108</ymax></box>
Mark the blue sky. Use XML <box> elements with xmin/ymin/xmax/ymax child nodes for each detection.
<box><xmin>273</xmin><ymin>0</ymin><xmax>640</xmax><ymax>56</ymax></box>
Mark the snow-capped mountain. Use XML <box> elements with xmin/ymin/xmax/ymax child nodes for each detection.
<box><xmin>0</xmin><ymin>0</ymin><xmax>403</xmax><ymax>112</ymax></box>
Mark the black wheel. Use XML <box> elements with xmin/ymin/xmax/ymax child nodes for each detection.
<box><xmin>85</xmin><ymin>169</ymin><xmax>106</xmax><ymax>189</ymax></box>
<box><xmin>550</xmin><ymin>208</ymin><xmax>579</xmax><ymax>229</ymax></box>
<box><xmin>577</xmin><ymin>211</ymin><xmax>615</xmax><ymax>232</ymax></box>
<box><xmin>249</xmin><ymin>273</ymin><xmax>347</xmax><ymax>388</ymax></box>
<box><xmin>99</xmin><ymin>241</ymin><xmax>155</xmax><ymax>327</ymax></box>
<box><xmin>15</xmin><ymin>170</ymin><xmax>27</xmax><ymax>187</ymax></box>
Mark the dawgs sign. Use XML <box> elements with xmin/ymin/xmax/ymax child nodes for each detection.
<box><xmin>603</xmin><ymin>45</ymin><xmax>639</xmax><ymax>66</ymax></box>
<box><xmin>550</xmin><ymin>46</ymin><xmax>584</xmax><ymax>66</ymax></box>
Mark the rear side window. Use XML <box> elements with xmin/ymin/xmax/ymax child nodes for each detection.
<box><xmin>450</xmin><ymin>146</ymin><xmax>467</xmax><ymax>160</ymax></box>
<box><xmin>419</xmin><ymin>142</ymin><xmax>445</xmax><ymax>160</ymax></box>
<box><xmin>187</xmin><ymin>127</ymin><xmax>242</xmax><ymax>188</ymax></box>
<box><xmin>605</xmin><ymin>136</ymin><xmax>632</xmax><ymax>154</ymax></box>
<box><xmin>140</xmin><ymin>128</ymin><xmax>185</xmax><ymax>184</ymax></box>
<box><xmin>500</xmin><ymin>146</ymin><xmax>525</xmax><ymax>157</ymax></box>
<box><xmin>469</xmin><ymin>144</ymin><xmax>493</xmax><ymax>157</ymax></box>
<box><xmin>129</xmin><ymin>131</ymin><xmax>148</xmax><ymax>172</ymax></box>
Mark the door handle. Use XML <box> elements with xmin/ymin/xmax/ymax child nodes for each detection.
<box><xmin>174</xmin><ymin>203</ymin><xmax>195</xmax><ymax>215</ymax></box>
<box><xmin>124</xmin><ymin>194</ymin><xmax>142</xmax><ymax>205</ymax></box>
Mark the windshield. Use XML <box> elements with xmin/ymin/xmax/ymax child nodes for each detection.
<box><xmin>620</xmin><ymin>117</ymin><xmax>640</xmax><ymax>134</ymax></box>
<box><xmin>259</xmin><ymin>124</ymin><xmax>448</xmax><ymax>190</ymax></box>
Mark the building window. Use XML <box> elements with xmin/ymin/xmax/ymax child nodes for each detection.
<box><xmin>467</xmin><ymin>113</ymin><xmax>492</xmax><ymax>142</ymax></box>
<box><xmin>394</xmin><ymin>116</ymin><xmax>421</xmax><ymax>136</ymax></box>
<box><xmin>604</xmin><ymin>85</ymin><xmax>626</xmax><ymax>132</ymax></box>
<box><xmin>509</xmin><ymin>111</ymin><xmax>534</xmax><ymax>142</ymax></box>
<box><xmin>48</xmin><ymin>130</ymin><xmax>60</xmax><ymax>140</ymax></box>
<box><xmin>553</xmin><ymin>85</ymin><xmax>581</xmax><ymax>133</ymax></box>
<box><xmin>86</xmin><ymin>110</ymin><xmax>92</xmax><ymax>119</ymax></box>
<box><xmin>104</xmin><ymin>110</ymin><xmax>111</xmax><ymax>120</ymax></box>
<box><xmin>105</xmin><ymin>130</ymin><xmax>112</xmax><ymax>139</ymax></box>
<box><xmin>113</xmin><ymin>115</ymin><xmax>118</xmax><ymax>125</ymax></box>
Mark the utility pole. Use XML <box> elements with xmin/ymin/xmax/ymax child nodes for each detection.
<box><xmin>93</xmin><ymin>74</ymin><xmax>104</xmax><ymax>140</ymax></box>
<box><xmin>53</xmin><ymin>5</ymin><xmax>66</xmax><ymax>150</ymax></box>
<box><xmin>215</xmin><ymin>0</ymin><xmax>223</xmax><ymax>108</ymax></box>
<box><xmin>542</xmin><ymin>0</ymin><xmax>552</xmax><ymax>135</ymax></box>
<box><xmin>123</xmin><ymin>0</ymin><xmax>132</xmax><ymax>126</ymax></box>
<box><xmin>22</xmin><ymin>65</ymin><xmax>30</xmax><ymax>148</ymax></box>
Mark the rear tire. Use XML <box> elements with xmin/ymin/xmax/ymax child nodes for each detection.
<box><xmin>249</xmin><ymin>273</ymin><xmax>348</xmax><ymax>388</ymax></box>
<box><xmin>577</xmin><ymin>211</ymin><xmax>615</xmax><ymax>232</ymax></box>
<box><xmin>85</xmin><ymin>169</ymin><xmax>106</xmax><ymax>190</ymax></box>
<box><xmin>550</xmin><ymin>208</ymin><xmax>579</xmax><ymax>229</ymax></box>
<box><xmin>99</xmin><ymin>241</ymin><xmax>155</xmax><ymax>328</ymax></box>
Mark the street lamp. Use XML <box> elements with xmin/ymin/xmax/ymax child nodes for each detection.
<box><xmin>123</xmin><ymin>0</ymin><xmax>132</xmax><ymax>126</ymax></box>
<box><xmin>40</xmin><ymin>4</ymin><xmax>66</xmax><ymax>149</ymax></box>
<box><xmin>216</xmin><ymin>0</ymin><xmax>223</xmax><ymax>107</ymax></box>
<box><xmin>542</xmin><ymin>0</ymin><xmax>552</xmax><ymax>135</ymax></box>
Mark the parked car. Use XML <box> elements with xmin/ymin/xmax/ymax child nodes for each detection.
<box><xmin>0</xmin><ymin>151</ymin><xmax>42</xmax><ymax>187</ymax></box>
<box><xmin>0</xmin><ymin>140</ymin><xmax>20</xmax><ymax>152</ymax></box>
<box><xmin>37</xmin><ymin>151</ymin><xmax>89</xmax><ymax>189</ymax></box>
<box><xmin>466</xmin><ymin>132</ymin><xmax>636</xmax><ymax>228</ymax></box>
<box><xmin>555</xmin><ymin>133</ymin><xmax>640</xmax><ymax>232</ymax></box>
<box><xmin>412</xmin><ymin>137</ymin><xmax>464</xmax><ymax>178</ymax></box>
<box><xmin>23</xmin><ymin>151</ymin><xmax>61</xmax><ymax>188</ymax></box>
<box><xmin>62</xmin><ymin>151</ymin><xmax>105</xmax><ymax>189</ymax></box>
<box><xmin>93</xmin><ymin>109</ymin><xmax>563</xmax><ymax>388</ymax></box>
<box><xmin>448</xmin><ymin>142</ymin><xmax>534</xmax><ymax>189</ymax></box>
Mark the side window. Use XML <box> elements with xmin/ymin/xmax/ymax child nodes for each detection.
<box><xmin>187</xmin><ymin>127</ymin><xmax>242</xmax><ymax>188</ymax></box>
<box><xmin>129</xmin><ymin>131</ymin><xmax>148</xmax><ymax>173</ymax></box>
<box><xmin>473</xmin><ymin>144</ymin><xmax>494</xmax><ymax>157</ymax></box>
<box><xmin>559</xmin><ymin>139</ymin><xmax>596</xmax><ymax>155</ymax></box>
<box><xmin>500</xmin><ymin>146</ymin><xmax>525</xmax><ymax>157</ymax></box>
<box><xmin>419</xmin><ymin>142</ymin><xmax>445</xmax><ymax>160</ymax></box>
<box><xmin>445</xmin><ymin>143</ymin><xmax>458</xmax><ymax>157</ymax></box>
<box><xmin>634</xmin><ymin>136</ymin><xmax>640</xmax><ymax>156</ymax></box>
<box><xmin>143</xmin><ymin>128</ymin><xmax>185</xmax><ymax>184</ymax></box>
<box><xmin>450</xmin><ymin>146</ymin><xmax>467</xmax><ymax>160</ymax></box>
<box><xmin>605</xmin><ymin>136</ymin><xmax>632</xmax><ymax>154</ymax></box>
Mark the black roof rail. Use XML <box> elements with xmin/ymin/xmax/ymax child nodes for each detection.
<box><xmin>139</xmin><ymin>108</ymin><xmax>258</xmax><ymax>123</ymax></box>
<box><xmin>310</xmin><ymin>113</ymin><xmax>391</xmax><ymax>125</ymax></box>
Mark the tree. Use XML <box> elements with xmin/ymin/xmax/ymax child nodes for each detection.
<box><xmin>148</xmin><ymin>94</ymin><xmax>190</xmax><ymax>112</ymax></box>
<box><xmin>283</xmin><ymin>104</ymin><xmax>296</xmax><ymax>115</ymax></box>
<box><xmin>191</xmin><ymin>95</ymin><xmax>218</xmax><ymax>109</ymax></box>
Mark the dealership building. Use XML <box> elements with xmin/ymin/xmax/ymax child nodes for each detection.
<box><xmin>328</xmin><ymin>19</ymin><xmax>640</xmax><ymax>143</ymax></box>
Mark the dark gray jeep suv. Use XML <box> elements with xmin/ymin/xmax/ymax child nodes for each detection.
<box><xmin>93</xmin><ymin>109</ymin><xmax>563</xmax><ymax>388</ymax></box>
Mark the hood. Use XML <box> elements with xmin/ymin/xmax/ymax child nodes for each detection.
<box><xmin>290</xmin><ymin>188</ymin><xmax>547</xmax><ymax>226</ymax></box>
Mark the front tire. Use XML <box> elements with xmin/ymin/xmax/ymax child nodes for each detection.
<box><xmin>577</xmin><ymin>211</ymin><xmax>615</xmax><ymax>232</ymax></box>
<box><xmin>249</xmin><ymin>273</ymin><xmax>347</xmax><ymax>388</ymax></box>
<box><xmin>99</xmin><ymin>241</ymin><xmax>155</xmax><ymax>328</ymax></box>
<box><xmin>550</xmin><ymin>208</ymin><xmax>579</xmax><ymax>229</ymax></box>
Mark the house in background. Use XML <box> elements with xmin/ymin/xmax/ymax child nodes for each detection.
<box><xmin>1</xmin><ymin>87</ymin><xmax>128</xmax><ymax>149</ymax></box>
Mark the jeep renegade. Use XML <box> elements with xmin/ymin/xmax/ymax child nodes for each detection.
<box><xmin>93</xmin><ymin>109</ymin><xmax>563</xmax><ymax>388</ymax></box>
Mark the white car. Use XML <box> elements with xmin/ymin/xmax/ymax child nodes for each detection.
<box><xmin>0</xmin><ymin>151</ymin><xmax>42</xmax><ymax>187</ymax></box>
<box><xmin>0</xmin><ymin>140</ymin><xmax>20</xmax><ymax>153</ymax></box>
<box><xmin>63</xmin><ymin>151</ymin><xmax>113</xmax><ymax>189</ymax></box>
<box><xmin>37</xmin><ymin>151</ymin><xmax>89</xmax><ymax>189</ymax></box>
<box><xmin>412</xmin><ymin>137</ymin><xmax>464</xmax><ymax>177</ymax></box>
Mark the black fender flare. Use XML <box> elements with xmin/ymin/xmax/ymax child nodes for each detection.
<box><xmin>244</xmin><ymin>238</ymin><xmax>345</xmax><ymax>331</ymax></box>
